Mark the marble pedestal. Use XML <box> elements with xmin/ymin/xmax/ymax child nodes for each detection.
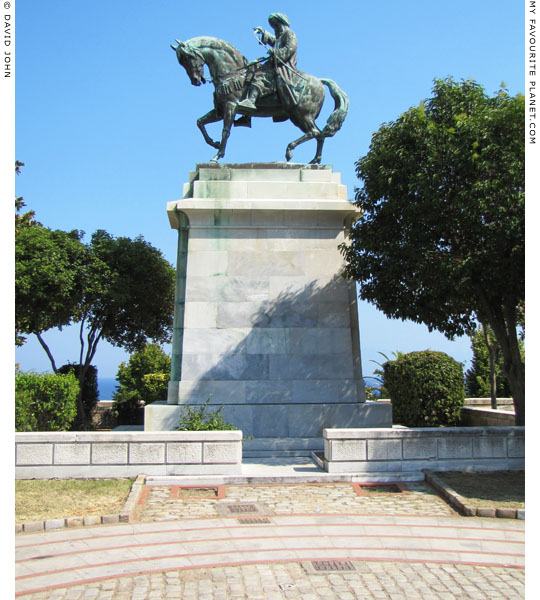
<box><xmin>144</xmin><ymin>163</ymin><xmax>392</xmax><ymax>438</ymax></box>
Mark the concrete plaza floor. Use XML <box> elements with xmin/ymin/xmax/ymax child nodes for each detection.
<box><xmin>15</xmin><ymin>459</ymin><xmax>525</xmax><ymax>599</ymax></box>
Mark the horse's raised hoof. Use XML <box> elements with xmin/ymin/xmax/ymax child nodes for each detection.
<box><xmin>285</xmin><ymin>147</ymin><xmax>293</xmax><ymax>162</ymax></box>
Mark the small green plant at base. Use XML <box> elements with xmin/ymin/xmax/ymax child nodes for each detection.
<box><xmin>176</xmin><ymin>398</ymin><xmax>237</xmax><ymax>431</ymax></box>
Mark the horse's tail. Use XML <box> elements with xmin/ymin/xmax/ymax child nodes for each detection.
<box><xmin>320</xmin><ymin>78</ymin><xmax>349</xmax><ymax>138</ymax></box>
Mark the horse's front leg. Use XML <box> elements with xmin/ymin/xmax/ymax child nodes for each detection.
<box><xmin>197</xmin><ymin>109</ymin><xmax>222</xmax><ymax>150</ymax></box>
<box><xmin>211</xmin><ymin>103</ymin><xmax>236</xmax><ymax>163</ymax></box>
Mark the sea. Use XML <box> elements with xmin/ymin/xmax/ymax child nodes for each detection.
<box><xmin>97</xmin><ymin>378</ymin><xmax>118</xmax><ymax>402</ymax></box>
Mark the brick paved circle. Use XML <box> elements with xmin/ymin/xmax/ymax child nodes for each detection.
<box><xmin>134</xmin><ymin>481</ymin><xmax>458</xmax><ymax>522</ymax></box>
<box><xmin>16</xmin><ymin>480</ymin><xmax>524</xmax><ymax>598</ymax></box>
<box><xmin>17</xmin><ymin>561</ymin><xmax>525</xmax><ymax>599</ymax></box>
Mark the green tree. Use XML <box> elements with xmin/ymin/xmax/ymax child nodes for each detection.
<box><xmin>15</xmin><ymin>225</ymin><xmax>88</xmax><ymax>354</ymax></box>
<box><xmin>340</xmin><ymin>78</ymin><xmax>525</xmax><ymax>424</ymax></box>
<box><xmin>465</xmin><ymin>323</ymin><xmax>523</xmax><ymax>404</ymax></box>
<box><xmin>15</xmin><ymin>161</ymin><xmax>37</xmax><ymax>234</ymax></box>
<box><xmin>112</xmin><ymin>343</ymin><xmax>171</xmax><ymax>424</ymax></box>
<box><xmin>16</xmin><ymin>226</ymin><xmax>176</xmax><ymax>428</ymax></box>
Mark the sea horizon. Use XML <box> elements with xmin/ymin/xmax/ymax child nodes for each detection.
<box><xmin>98</xmin><ymin>377</ymin><xmax>118</xmax><ymax>402</ymax></box>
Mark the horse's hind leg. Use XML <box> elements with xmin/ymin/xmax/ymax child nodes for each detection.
<box><xmin>311</xmin><ymin>136</ymin><xmax>325</xmax><ymax>165</ymax></box>
<box><xmin>285</xmin><ymin>117</ymin><xmax>321</xmax><ymax>162</ymax></box>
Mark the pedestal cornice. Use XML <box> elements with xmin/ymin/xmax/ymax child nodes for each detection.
<box><xmin>167</xmin><ymin>163</ymin><xmax>361</xmax><ymax>229</ymax></box>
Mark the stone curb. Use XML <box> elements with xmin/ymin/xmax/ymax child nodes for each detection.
<box><xmin>15</xmin><ymin>474</ymin><xmax>146</xmax><ymax>535</ymax></box>
<box><xmin>423</xmin><ymin>469</ymin><xmax>524</xmax><ymax>520</ymax></box>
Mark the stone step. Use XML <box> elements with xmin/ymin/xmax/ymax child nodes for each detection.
<box><xmin>242</xmin><ymin>437</ymin><xmax>323</xmax><ymax>458</ymax></box>
<box><xmin>242</xmin><ymin>449</ymin><xmax>318</xmax><ymax>458</ymax></box>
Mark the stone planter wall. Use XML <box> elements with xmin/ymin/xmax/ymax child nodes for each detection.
<box><xmin>323</xmin><ymin>426</ymin><xmax>524</xmax><ymax>474</ymax></box>
<box><xmin>15</xmin><ymin>431</ymin><xmax>243</xmax><ymax>479</ymax></box>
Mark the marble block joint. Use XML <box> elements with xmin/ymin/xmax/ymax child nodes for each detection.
<box><xmin>145</xmin><ymin>163</ymin><xmax>392</xmax><ymax>435</ymax></box>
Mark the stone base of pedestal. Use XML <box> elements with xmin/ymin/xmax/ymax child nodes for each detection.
<box><xmin>144</xmin><ymin>401</ymin><xmax>392</xmax><ymax>440</ymax></box>
<box><xmin>147</xmin><ymin>163</ymin><xmax>390</xmax><ymax>449</ymax></box>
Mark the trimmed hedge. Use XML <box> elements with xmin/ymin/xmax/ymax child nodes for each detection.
<box><xmin>15</xmin><ymin>370</ymin><xmax>79</xmax><ymax>431</ymax></box>
<box><xmin>383</xmin><ymin>351</ymin><xmax>465</xmax><ymax>427</ymax></box>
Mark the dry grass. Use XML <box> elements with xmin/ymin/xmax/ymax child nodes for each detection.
<box><xmin>15</xmin><ymin>478</ymin><xmax>134</xmax><ymax>523</ymax></box>
<box><xmin>434</xmin><ymin>470</ymin><xmax>524</xmax><ymax>510</ymax></box>
<box><xmin>176</xmin><ymin>487</ymin><xmax>219</xmax><ymax>498</ymax></box>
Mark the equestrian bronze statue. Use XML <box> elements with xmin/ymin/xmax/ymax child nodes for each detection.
<box><xmin>171</xmin><ymin>13</ymin><xmax>349</xmax><ymax>164</ymax></box>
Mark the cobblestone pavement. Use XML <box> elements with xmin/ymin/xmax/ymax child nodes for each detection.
<box><xmin>19</xmin><ymin>561</ymin><xmax>525</xmax><ymax>599</ymax></box>
<box><xmin>134</xmin><ymin>482</ymin><xmax>458</xmax><ymax>522</ymax></box>
<box><xmin>16</xmin><ymin>480</ymin><xmax>525</xmax><ymax>599</ymax></box>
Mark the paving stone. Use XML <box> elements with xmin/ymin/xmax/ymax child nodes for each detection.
<box><xmin>23</xmin><ymin>520</ymin><xmax>45</xmax><ymax>532</ymax></box>
<box><xmin>16</xmin><ymin>478</ymin><xmax>525</xmax><ymax>600</ymax></box>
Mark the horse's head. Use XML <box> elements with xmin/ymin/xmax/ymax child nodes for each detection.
<box><xmin>171</xmin><ymin>40</ymin><xmax>206</xmax><ymax>86</ymax></box>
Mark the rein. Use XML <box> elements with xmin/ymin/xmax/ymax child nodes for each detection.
<box><xmin>208</xmin><ymin>57</ymin><xmax>269</xmax><ymax>85</ymax></box>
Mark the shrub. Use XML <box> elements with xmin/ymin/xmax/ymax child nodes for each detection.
<box><xmin>15</xmin><ymin>370</ymin><xmax>79</xmax><ymax>431</ymax></box>
<box><xmin>112</xmin><ymin>389</ymin><xmax>144</xmax><ymax>425</ymax></box>
<box><xmin>57</xmin><ymin>363</ymin><xmax>99</xmax><ymax>428</ymax></box>
<box><xmin>383</xmin><ymin>351</ymin><xmax>465</xmax><ymax>427</ymax></box>
<box><xmin>112</xmin><ymin>343</ymin><xmax>171</xmax><ymax>425</ymax></box>
<box><xmin>176</xmin><ymin>399</ymin><xmax>237</xmax><ymax>431</ymax></box>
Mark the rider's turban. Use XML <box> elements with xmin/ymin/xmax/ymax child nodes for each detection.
<box><xmin>268</xmin><ymin>13</ymin><xmax>290</xmax><ymax>26</ymax></box>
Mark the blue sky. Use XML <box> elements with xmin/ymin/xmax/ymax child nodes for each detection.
<box><xmin>11</xmin><ymin>0</ymin><xmax>526</xmax><ymax>381</ymax></box>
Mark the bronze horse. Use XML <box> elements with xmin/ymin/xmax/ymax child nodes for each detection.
<box><xmin>171</xmin><ymin>36</ymin><xmax>349</xmax><ymax>164</ymax></box>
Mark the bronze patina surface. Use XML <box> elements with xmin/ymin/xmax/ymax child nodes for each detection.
<box><xmin>171</xmin><ymin>13</ymin><xmax>348</xmax><ymax>164</ymax></box>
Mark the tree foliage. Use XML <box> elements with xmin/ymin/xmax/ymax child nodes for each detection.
<box><xmin>15</xmin><ymin>177</ymin><xmax>176</xmax><ymax>428</ymax></box>
<box><xmin>340</xmin><ymin>78</ymin><xmax>525</xmax><ymax>424</ymax></box>
<box><xmin>15</xmin><ymin>161</ymin><xmax>37</xmax><ymax>234</ymax></box>
<box><xmin>112</xmin><ymin>343</ymin><xmax>171</xmax><ymax>424</ymax></box>
<box><xmin>15</xmin><ymin>225</ymin><xmax>87</xmax><ymax>352</ymax></box>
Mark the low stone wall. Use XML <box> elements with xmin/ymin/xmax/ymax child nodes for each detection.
<box><xmin>464</xmin><ymin>398</ymin><xmax>514</xmax><ymax>407</ymax></box>
<box><xmin>15</xmin><ymin>431</ymin><xmax>243</xmax><ymax>479</ymax></box>
<box><xmin>460</xmin><ymin>407</ymin><xmax>515</xmax><ymax>426</ymax></box>
<box><xmin>323</xmin><ymin>426</ymin><xmax>524</xmax><ymax>474</ymax></box>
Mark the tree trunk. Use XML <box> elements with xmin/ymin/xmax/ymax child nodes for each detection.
<box><xmin>73</xmin><ymin>322</ymin><xmax>103</xmax><ymax>430</ymax></box>
<box><xmin>35</xmin><ymin>332</ymin><xmax>58</xmax><ymax>373</ymax></box>
<box><xmin>485</xmin><ymin>306</ymin><xmax>525</xmax><ymax>425</ymax></box>
<box><xmin>482</xmin><ymin>323</ymin><xmax>498</xmax><ymax>409</ymax></box>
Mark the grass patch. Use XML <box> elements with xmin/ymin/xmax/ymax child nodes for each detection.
<box><xmin>16</xmin><ymin>478</ymin><xmax>134</xmax><ymax>523</ymax></box>
<box><xmin>434</xmin><ymin>470</ymin><xmax>524</xmax><ymax>510</ymax></box>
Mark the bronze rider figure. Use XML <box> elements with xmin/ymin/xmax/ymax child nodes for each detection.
<box><xmin>237</xmin><ymin>13</ymin><xmax>299</xmax><ymax>118</ymax></box>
